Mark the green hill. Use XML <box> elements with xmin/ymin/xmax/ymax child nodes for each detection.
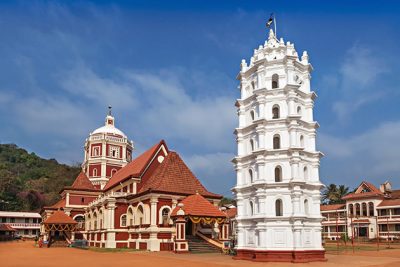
<box><xmin>0</xmin><ymin>144</ymin><xmax>81</xmax><ymax>212</ymax></box>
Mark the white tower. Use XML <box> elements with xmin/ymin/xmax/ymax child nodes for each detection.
<box><xmin>83</xmin><ymin>108</ymin><xmax>133</xmax><ymax>189</ymax></box>
<box><xmin>232</xmin><ymin>29</ymin><xmax>325</xmax><ymax>262</ymax></box>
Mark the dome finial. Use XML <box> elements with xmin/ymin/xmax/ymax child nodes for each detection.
<box><xmin>108</xmin><ymin>106</ymin><xmax>112</xmax><ymax>116</ymax></box>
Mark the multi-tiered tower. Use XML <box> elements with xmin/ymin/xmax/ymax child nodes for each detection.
<box><xmin>83</xmin><ymin>108</ymin><xmax>133</xmax><ymax>189</ymax></box>
<box><xmin>232</xmin><ymin>29</ymin><xmax>325</xmax><ymax>262</ymax></box>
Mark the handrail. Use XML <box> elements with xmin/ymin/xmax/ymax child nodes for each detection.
<box><xmin>196</xmin><ymin>232</ymin><xmax>223</xmax><ymax>249</ymax></box>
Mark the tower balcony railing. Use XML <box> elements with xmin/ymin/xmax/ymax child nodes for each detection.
<box><xmin>88</xmin><ymin>134</ymin><xmax>132</xmax><ymax>145</ymax></box>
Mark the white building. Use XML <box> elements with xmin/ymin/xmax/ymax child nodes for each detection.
<box><xmin>0</xmin><ymin>211</ymin><xmax>41</xmax><ymax>238</ymax></box>
<box><xmin>232</xmin><ymin>28</ymin><xmax>325</xmax><ymax>262</ymax></box>
<box><xmin>321</xmin><ymin>181</ymin><xmax>400</xmax><ymax>241</ymax></box>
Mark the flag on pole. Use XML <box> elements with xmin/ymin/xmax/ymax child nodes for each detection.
<box><xmin>266</xmin><ymin>13</ymin><xmax>274</xmax><ymax>28</ymax></box>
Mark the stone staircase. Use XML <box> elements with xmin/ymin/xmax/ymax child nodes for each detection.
<box><xmin>187</xmin><ymin>235</ymin><xmax>221</xmax><ymax>254</ymax></box>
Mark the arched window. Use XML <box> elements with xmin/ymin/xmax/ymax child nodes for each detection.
<box><xmin>121</xmin><ymin>214</ymin><xmax>127</xmax><ymax>227</ymax></box>
<box><xmin>297</xmin><ymin>106</ymin><xmax>302</xmax><ymax>116</ymax></box>
<box><xmin>111</xmin><ymin>169</ymin><xmax>117</xmax><ymax>177</ymax></box>
<box><xmin>348</xmin><ymin>204</ymin><xmax>354</xmax><ymax>216</ymax></box>
<box><xmin>161</xmin><ymin>208</ymin><xmax>170</xmax><ymax>225</ymax></box>
<box><xmin>304</xmin><ymin>199</ymin><xmax>309</xmax><ymax>215</ymax></box>
<box><xmin>272</xmin><ymin>74</ymin><xmax>279</xmax><ymax>89</ymax></box>
<box><xmin>300</xmin><ymin>135</ymin><xmax>304</xmax><ymax>147</ymax></box>
<box><xmin>251</xmin><ymin>81</ymin><xmax>255</xmax><ymax>90</ymax></box>
<box><xmin>274</xmin><ymin>166</ymin><xmax>282</xmax><ymax>182</ymax></box>
<box><xmin>272</xmin><ymin>105</ymin><xmax>280</xmax><ymax>119</ymax></box>
<box><xmin>137</xmin><ymin>206</ymin><xmax>144</xmax><ymax>225</ymax></box>
<box><xmin>92</xmin><ymin>147</ymin><xmax>100</xmax><ymax>157</ymax></box>
<box><xmin>250</xmin><ymin>110</ymin><xmax>255</xmax><ymax>121</ymax></box>
<box><xmin>355</xmin><ymin>203</ymin><xmax>361</xmax><ymax>216</ymax></box>
<box><xmin>303</xmin><ymin>167</ymin><xmax>308</xmax><ymax>180</ymax></box>
<box><xmin>275</xmin><ymin>199</ymin><xmax>283</xmax><ymax>216</ymax></box>
<box><xmin>93</xmin><ymin>168</ymin><xmax>98</xmax><ymax>177</ymax></box>
<box><xmin>250</xmin><ymin>139</ymin><xmax>254</xmax><ymax>151</ymax></box>
<box><xmin>362</xmin><ymin>203</ymin><xmax>367</xmax><ymax>217</ymax></box>
<box><xmin>74</xmin><ymin>215</ymin><xmax>85</xmax><ymax>229</ymax></box>
<box><xmin>273</xmin><ymin>134</ymin><xmax>281</xmax><ymax>149</ymax></box>
<box><xmin>249</xmin><ymin>201</ymin><xmax>254</xmax><ymax>216</ymax></box>
<box><xmin>248</xmin><ymin>169</ymin><xmax>254</xmax><ymax>183</ymax></box>
<box><xmin>368</xmin><ymin>202</ymin><xmax>374</xmax><ymax>216</ymax></box>
<box><xmin>127</xmin><ymin>207</ymin><xmax>134</xmax><ymax>226</ymax></box>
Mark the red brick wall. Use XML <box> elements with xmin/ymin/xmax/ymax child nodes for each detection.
<box><xmin>141</xmin><ymin>233</ymin><xmax>150</xmax><ymax>239</ymax></box>
<box><xmin>114</xmin><ymin>204</ymin><xmax>128</xmax><ymax>229</ymax></box>
<box><xmin>69</xmin><ymin>195</ymin><xmax>97</xmax><ymax>205</ymax></box>
<box><xmin>106</xmin><ymin>165</ymin><xmax>122</xmax><ymax>178</ymax></box>
<box><xmin>88</xmin><ymin>164</ymin><xmax>101</xmax><ymax>177</ymax></box>
<box><xmin>139</xmin><ymin>242</ymin><xmax>147</xmax><ymax>250</ymax></box>
<box><xmin>157</xmin><ymin>233</ymin><xmax>172</xmax><ymax>239</ymax></box>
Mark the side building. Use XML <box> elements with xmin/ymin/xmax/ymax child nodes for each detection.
<box><xmin>321</xmin><ymin>181</ymin><xmax>400</xmax><ymax>241</ymax></box>
<box><xmin>0</xmin><ymin>211</ymin><xmax>41</xmax><ymax>238</ymax></box>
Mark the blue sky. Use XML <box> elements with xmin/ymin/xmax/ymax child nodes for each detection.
<box><xmin>0</xmin><ymin>0</ymin><xmax>399</xmax><ymax>195</ymax></box>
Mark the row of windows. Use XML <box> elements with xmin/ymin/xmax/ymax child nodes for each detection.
<box><xmin>247</xmin><ymin>165</ymin><xmax>309</xmax><ymax>183</ymax></box>
<box><xmin>91</xmin><ymin>168</ymin><xmax>117</xmax><ymax>177</ymax></box>
<box><xmin>91</xmin><ymin>146</ymin><xmax>122</xmax><ymax>158</ymax></box>
<box><xmin>348</xmin><ymin>202</ymin><xmax>374</xmax><ymax>217</ymax></box>
<box><xmin>248</xmin><ymin>73</ymin><xmax>280</xmax><ymax>92</ymax></box>
<box><xmin>248</xmin><ymin>134</ymin><xmax>305</xmax><ymax>152</ymax></box>
<box><xmin>249</xmin><ymin>105</ymin><xmax>302</xmax><ymax>121</ymax></box>
<box><xmin>249</xmin><ymin>199</ymin><xmax>309</xmax><ymax>217</ymax></box>
<box><xmin>1</xmin><ymin>217</ymin><xmax>41</xmax><ymax>223</ymax></box>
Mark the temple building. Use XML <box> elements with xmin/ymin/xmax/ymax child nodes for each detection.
<box><xmin>40</xmin><ymin>111</ymin><xmax>231</xmax><ymax>252</ymax></box>
<box><xmin>232</xmin><ymin>28</ymin><xmax>325</xmax><ymax>262</ymax></box>
<box><xmin>321</xmin><ymin>181</ymin><xmax>400</xmax><ymax>241</ymax></box>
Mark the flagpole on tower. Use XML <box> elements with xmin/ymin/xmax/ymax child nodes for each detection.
<box><xmin>266</xmin><ymin>13</ymin><xmax>277</xmax><ymax>40</ymax></box>
<box><xmin>274</xmin><ymin>15</ymin><xmax>277</xmax><ymax>38</ymax></box>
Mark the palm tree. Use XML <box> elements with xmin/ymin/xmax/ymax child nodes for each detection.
<box><xmin>322</xmin><ymin>184</ymin><xmax>350</xmax><ymax>204</ymax></box>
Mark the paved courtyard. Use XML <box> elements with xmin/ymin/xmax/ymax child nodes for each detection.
<box><xmin>1</xmin><ymin>241</ymin><xmax>400</xmax><ymax>267</ymax></box>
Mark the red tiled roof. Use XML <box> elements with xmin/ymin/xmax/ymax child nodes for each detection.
<box><xmin>0</xmin><ymin>224</ymin><xmax>16</xmax><ymax>231</ymax></box>
<box><xmin>342</xmin><ymin>181</ymin><xmax>383</xmax><ymax>200</ymax></box>
<box><xmin>226</xmin><ymin>208</ymin><xmax>237</xmax><ymax>218</ymax></box>
<box><xmin>137</xmin><ymin>151</ymin><xmax>221</xmax><ymax>198</ymax></box>
<box><xmin>103</xmin><ymin>140</ymin><xmax>167</xmax><ymax>191</ymax></box>
<box><xmin>171</xmin><ymin>194</ymin><xmax>226</xmax><ymax>218</ymax></box>
<box><xmin>70</xmin><ymin>172</ymin><xmax>96</xmax><ymax>190</ymax></box>
<box><xmin>47</xmin><ymin>198</ymin><xmax>66</xmax><ymax>209</ymax></box>
<box><xmin>44</xmin><ymin>211</ymin><xmax>77</xmax><ymax>224</ymax></box>
<box><xmin>390</xmin><ymin>190</ymin><xmax>400</xmax><ymax>198</ymax></box>
<box><xmin>320</xmin><ymin>204</ymin><xmax>346</xmax><ymax>211</ymax></box>
<box><xmin>377</xmin><ymin>199</ymin><xmax>400</xmax><ymax>207</ymax></box>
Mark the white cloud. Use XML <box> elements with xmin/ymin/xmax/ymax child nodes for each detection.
<box><xmin>319</xmin><ymin>121</ymin><xmax>400</xmax><ymax>187</ymax></box>
<box><xmin>329</xmin><ymin>44</ymin><xmax>389</xmax><ymax>121</ymax></box>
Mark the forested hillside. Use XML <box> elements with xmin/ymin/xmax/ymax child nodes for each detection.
<box><xmin>0</xmin><ymin>144</ymin><xmax>81</xmax><ymax>212</ymax></box>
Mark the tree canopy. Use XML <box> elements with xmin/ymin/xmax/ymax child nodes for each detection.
<box><xmin>0</xmin><ymin>144</ymin><xmax>80</xmax><ymax>211</ymax></box>
<box><xmin>321</xmin><ymin>184</ymin><xmax>351</xmax><ymax>204</ymax></box>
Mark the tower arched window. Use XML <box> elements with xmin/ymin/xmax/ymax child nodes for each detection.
<box><xmin>250</xmin><ymin>110</ymin><xmax>255</xmax><ymax>121</ymax></box>
<box><xmin>161</xmin><ymin>208</ymin><xmax>170</xmax><ymax>226</ymax></box>
<box><xmin>272</xmin><ymin>105</ymin><xmax>280</xmax><ymax>119</ymax></box>
<box><xmin>120</xmin><ymin>214</ymin><xmax>127</xmax><ymax>227</ymax></box>
<box><xmin>249</xmin><ymin>201</ymin><xmax>254</xmax><ymax>216</ymax></box>
<box><xmin>300</xmin><ymin>135</ymin><xmax>304</xmax><ymax>147</ymax></box>
<box><xmin>297</xmin><ymin>106</ymin><xmax>302</xmax><ymax>116</ymax></box>
<box><xmin>273</xmin><ymin>134</ymin><xmax>281</xmax><ymax>149</ymax></box>
<box><xmin>275</xmin><ymin>199</ymin><xmax>283</xmax><ymax>216</ymax></box>
<box><xmin>93</xmin><ymin>168</ymin><xmax>98</xmax><ymax>177</ymax></box>
<box><xmin>303</xmin><ymin>167</ymin><xmax>308</xmax><ymax>180</ymax></box>
<box><xmin>272</xmin><ymin>74</ymin><xmax>279</xmax><ymax>89</ymax></box>
<box><xmin>248</xmin><ymin>169</ymin><xmax>254</xmax><ymax>183</ymax></box>
<box><xmin>348</xmin><ymin>204</ymin><xmax>354</xmax><ymax>216</ymax></box>
<box><xmin>304</xmin><ymin>199</ymin><xmax>309</xmax><ymax>215</ymax></box>
<box><xmin>111</xmin><ymin>169</ymin><xmax>117</xmax><ymax>177</ymax></box>
<box><xmin>274</xmin><ymin>166</ymin><xmax>282</xmax><ymax>182</ymax></box>
<box><xmin>250</xmin><ymin>139</ymin><xmax>254</xmax><ymax>152</ymax></box>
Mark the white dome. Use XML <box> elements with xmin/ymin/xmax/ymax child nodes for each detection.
<box><xmin>92</xmin><ymin>125</ymin><xmax>127</xmax><ymax>138</ymax></box>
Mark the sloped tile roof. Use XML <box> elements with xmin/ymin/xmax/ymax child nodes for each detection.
<box><xmin>171</xmin><ymin>194</ymin><xmax>226</xmax><ymax>218</ymax></box>
<box><xmin>226</xmin><ymin>208</ymin><xmax>237</xmax><ymax>218</ymax></box>
<box><xmin>103</xmin><ymin>140</ymin><xmax>167</xmax><ymax>191</ymax></box>
<box><xmin>0</xmin><ymin>224</ymin><xmax>16</xmax><ymax>231</ymax></box>
<box><xmin>44</xmin><ymin>210</ymin><xmax>77</xmax><ymax>224</ymax></box>
<box><xmin>137</xmin><ymin>151</ymin><xmax>221</xmax><ymax>198</ymax></box>
<box><xmin>342</xmin><ymin>181</ymin><xmax>384</xmax><ymax>200</ymax></box>
<box><xmin>70</xmin><ymin>172</ymin><xmax>96</xmax><ymax>190</ymax></box>
<box><xmin>377</xmin><ymin>199</ymin><xmax>400</xmax><ymax>207</ymax></box>
<box><xmin>320</xmin><ymin>204</ymin><xmax>346</xmax><ymax>211</ymax></box>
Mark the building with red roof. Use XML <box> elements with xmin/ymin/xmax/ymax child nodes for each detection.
<box><xmin>320</xmin><ymin>181</ymin><xmax>400</xmax><ymax>241</ymax></box>
<box><xmin>40</xmin><ymin>111</ymin><xmax>227</xmax><ymax>252</ymax></box>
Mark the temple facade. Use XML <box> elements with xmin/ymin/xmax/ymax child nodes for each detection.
<box><xmin>232</xmin><ymin>28</ymin><xmax>325</xmax><ymax>262</ymax></box>
<box><xmin>40</xmin><ymin>112</ymin><xmax>230</xmax><ymax>252</ymax></box>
